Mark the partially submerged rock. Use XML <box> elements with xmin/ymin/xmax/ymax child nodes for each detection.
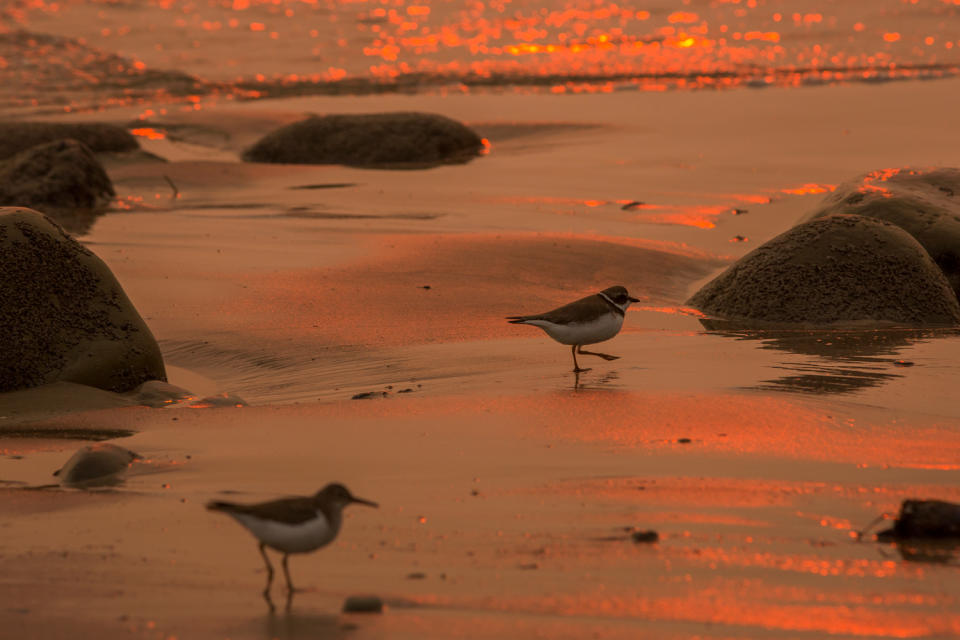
<box><xmin>0</xmin><ymin>207</ymin><xmax>166</xmax><ymax>393</ymax></box>
<box><xmin>243</xmin><ymin>112</ymin><xmax>484</xmax><ymax>167</ymax></box>
<box><xmin>877</xmin><ymin>499</ymin><xmax>960</xmax><ymax>541</ymax></box>
<box><xmin>0</xmin><ymin>139</ymin><xmax>115</xmax><ymax>234</ymax></box>
<box><xmin>806</xmin><ymin>168</ymin><xmax>960</xmax><ymax>299</ymax></box>
<box><xmin>131</xmin><ymin>380</ymin><xmax>197</xmax><ymax>408</ymax></box>
<box><xmin>687</xmin><ymin>214</ymin><xmax>960</xmax><ymax>327</ymax></box>
<box><xmin>0</xmin><ymin>121</ymin><xmax>138</xmax><ymax>161</ymax></box>
<box><xmin>54</xmin><ymin>443</ymin><xmax>141</xmax><ymax>488</ymax></box>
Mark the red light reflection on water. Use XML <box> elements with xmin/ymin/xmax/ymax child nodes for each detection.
<box><xmin>5</xmin><ymin>0</ymin><xmax>960</xmax><ymax>113</ymax></box>
<box><xmin>130</xmin><ymin>127</ymin><xmax>166</xmax><ymax>140</ymax></box>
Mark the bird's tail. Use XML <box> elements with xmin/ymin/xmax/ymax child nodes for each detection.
<box><xmin>206</xmin><ymin>500</ymin><xmax>238</xmax><ymax>513</ymax></box>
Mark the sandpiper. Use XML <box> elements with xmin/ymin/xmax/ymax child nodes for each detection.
<box><xmin>207</xmin><ymin>483</ymin><xmax>377</xmax><ymax>597</ymax></box>
<box><xmin>507</xmin><ymin>285</ymin><xmax>639</xmax><ymax>372</ymax></box>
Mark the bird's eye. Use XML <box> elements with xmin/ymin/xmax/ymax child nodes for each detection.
<box><xmin>616</xmin><ymin>295</ymin><xmax>627</xmax><ymax>304</ymax></box>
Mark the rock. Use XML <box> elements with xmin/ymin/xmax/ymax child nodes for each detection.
<box><xmin>352</xmin><ymin>391</ymin><xmax>389</xmax><ymax>400</ymax></box>
<box><xmin>631</xmin><ymin>530</ymin><xmax>659</xmax><ymax>543</ymax></box>
<box><xmin>687</xmin><ymin>214</ymin><xmax>960</xmax><ymax>327</ymax></box>
<box><xmin>243</xmin><ymin>112</ymin><xmax>484</xmax><ymax>167</ymax></box>
<box><xmin>131</xmin><ymin>380</ymin><xmax>196</xmax><ymax>408</ymax></box>
<box><xmin>0</xmin><ymin>207</ymin><xmax>166</xmax><ymax>392</ymax></box>
<box><xmin>877</xmin><ymin>499</ymin><xmax>960</xmax><ymax>541</ymax></box>
<box><xmin>190</xmin><ymin>392</ymin><xmax>248</xmax><ymax>408</ymax></box>
<box><xmin>54</xmin><ymin>443</ymin><xmax>141</xmax><ymax>488</ymax></box>
<box><xmin>0</xmin><ymin>122</ymin><xmax>139</xmax><ymax>161</ymax></box>
<box><xmin>0</xmin><ymin>139</ymin><xmax>115</xmax><ymax>234</ymax></box>
<box><xmin>342</xmin><ymin>595</ymin><xmax>384</xmax><ymax>614</ymax></box>
<box><xmin>806</xmin><ymin>168</ymin><xmax>960</xmax><ymax>299</ymax></box>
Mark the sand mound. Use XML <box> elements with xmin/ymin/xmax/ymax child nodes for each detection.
<box><xmin>0</xmin><ymin>121</ymin><xmax>138</xmax><ymax>160</ymax></box>
<box><xmin>805</xmin><ymin>167</ymin><xmax>960</xmax><ymax>300</ymax></box>
<box><xmin>687</xmin><ymin>214</ymin><xmax>960</xmax><ymax>327</ymax></box>
<box><xmin>242</xmin><ymin>112</ymin><xmax>484</xmax><ymax>167</ymax></box>
<box><xmin>0</xmin><ymin>207</ymin><xmax>166</xmax><ymax>392</ymax></box>
<box><xmin>0</xmin><ymin>139</ymin><xmax>115</xmax><ymax>234</ymax></box>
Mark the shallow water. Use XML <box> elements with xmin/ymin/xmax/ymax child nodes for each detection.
<box><xmin>3</xmin><ymin>0</ymin><xmax>960</xmax><ymax>114</ymax></box>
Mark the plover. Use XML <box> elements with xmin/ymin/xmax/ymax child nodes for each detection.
<box><xmin>207</xmin><ymin>483</ymin><xmax>377</xmax><ymax>597</ymax></box>
<box><xmin>507</xmin><ymin>285</ymin><xmax>639</xmax><ymax>372</ymax></box>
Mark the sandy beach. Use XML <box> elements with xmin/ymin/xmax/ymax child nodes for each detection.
<box><xmin>3</xmin><ymin>68</ymin><xmax>960</xmax><ymax>640</ymax></box>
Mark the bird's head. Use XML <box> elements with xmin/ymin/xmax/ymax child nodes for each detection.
<box><xmin>317</xmin><ymin>483</ymin><xmax>379</xmax><ymax>510</ymax></box>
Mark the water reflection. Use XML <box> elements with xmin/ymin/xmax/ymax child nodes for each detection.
<box><xmin>702</xmin><ymin>325</ymin><xmax>957</xmax><ymax>395</ymax></box>
<box><xmin>890</xmin><ymin>540</ymin><xmax>960</xmax><ymax>566</ymax></box>
<box><xmin>260</xmin><ymin>608</ymin><xmax>353</xmax><ymax>640</ymax></box>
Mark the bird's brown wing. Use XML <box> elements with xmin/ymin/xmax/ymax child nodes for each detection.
<box><xmin>509</xmin><ymin>293</ymin><xmax>611</xmax><ymax>324</ymax></box>
<box><xmin>209</xmin><ymin>496</ymin><xmax>318</xmax><ymax>525</ymax></box>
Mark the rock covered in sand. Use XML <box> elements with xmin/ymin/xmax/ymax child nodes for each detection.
<box><xmin>0</xmin><ymin>121</ymin><xmax>138</xmax><ymax>160</ymax></box>
<box><xmin>0</xmin><ymin>139</ymin><xmax>115</xmax><ymax>233</ymax></box>
<box><xmin>242</xmin><ymin>112</ymin><xmax>484</xmax><ymax>167</ymax></box>
<box><xmin>687</xmin><ymin>214</ymin><xmax>960</xmax><ymax>327</ymax></box>
<box><xmin>0</xmin><ymin>207</ymin><xmax>166</xmax><ymax>392</ymax></box>
<box><xmin>54</xmin><ymin>443</ymin><xmax>141</xmax><ymax>488</ymax></box>
<box><xmin>805</xmin><ymin>167</ymin><xmax>960</xmax><ymax>299</ymax></box>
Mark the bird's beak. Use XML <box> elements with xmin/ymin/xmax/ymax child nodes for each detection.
<box><xmin>628</xmin><ymin>296</ymin><xmax>640</xmax><ymax>303</ymax></box>
<box><xmin>351</xmin><ymin>496</ymin><xmax>379</xmax><ymax>508</ymax></box>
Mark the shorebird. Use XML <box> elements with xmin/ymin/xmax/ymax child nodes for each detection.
<box><xmin>507</xmin><ymin>285</ymin><xmax>639</xmax><ymax>372</ymax></box>
<box><xmin>207</xmin><ymin>483</ymin><xmax>378</xmax><ymax>598</ymax></box>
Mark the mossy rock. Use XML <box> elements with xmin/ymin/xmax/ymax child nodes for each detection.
<box><xmin>806</xmin><ymin>167</ymin><xmax>960</xmax><ymax>300</ymax></box>
<box><xmin>0</xmin><ymin>207</ymin><xmax>166</xmax><ymax>392</ymax></box>
<box><xmin>0</xmin><ymin>138</ymin><xmax>115</xmax><ymax>234</ymax></box>
<box><xmin>0</xmin><ymin>121</ymin><xmax>138</xmax><ymax>160</ymax></box>
<box><xmin>688</xmin><ymin>214</ymin><xmax>960</xmax><ymax>327</ymax></box>
<box><xmin>243</xmin><ymin>112</ymin><xmax>483</xmax><ymax>168</ymax></box>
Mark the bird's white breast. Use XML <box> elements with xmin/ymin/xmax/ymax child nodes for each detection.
<box><xmin>230</xmin><ymin>510</ymin><xmax>336</xmax><ymax>553</ymax></box>
<box><xmin>526</xmin><ymin>312</ymin><xmax>623</xmax><ymax>346</ymax></box>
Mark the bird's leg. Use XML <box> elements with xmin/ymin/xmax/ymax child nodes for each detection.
<box><xmin>571</xmin><ymin>345</ymin><xmax>591</xmax><ymax>373</ymax></box>
<box><xmin>259</xmin><ymin>542</ymin><xmax>275</xmax><ymax>598</ymax></box>
<box><xmin>282</xmin><ymin>553</ymin><xmax>296</xmax><ymax>593</ymax></box>
<box><xmin>577</xmin><ymin>345</ymin><xmax>619</xmax><ymax>361</ymax></box>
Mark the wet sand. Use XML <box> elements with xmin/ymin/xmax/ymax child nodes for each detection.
<box><xmin>3</xmin><ymin>79</ymin><xmax>960</xmax><ymax>639</ymax></box>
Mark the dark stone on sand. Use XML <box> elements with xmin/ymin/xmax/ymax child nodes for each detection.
<box><xmin>631</xmin><ymin>530</ymin><xmax>659</xmax><ymax>543</ymax></box>
<box><xmin>805</xmin><ymin>168</ymin><xmax>960</xmax><ymax>300</ymax></box>
<box><xmin>0</xmin><ymin>207</ymin><xmax>166</xmax><ymax>393</ymax></box>
<box><xmin>53</xmin><ymin>443</ymin><xmax>141</xmax><ymax>488</ymax></box>
<box><xmin>191</xmin><ymin>392</ymin><xmax>248</xmax><ymax>408</ymax></box>
<box><xmin>687</xmin><ymin>214</ymin><xmax>960</xmax><ymax>327</ymax></box>
<box><xmin>877</xmin><ymin>499</ymin><xmax>960</xmax><ymax>540</ymax></box>
<box><xmin>0</xmin><ymin>122</ymin><xmax>138</xmax><ymax>161</ymax></box>
<box><xmin>242</xmin><ymin>112</ymin><xmax>484</xmax><ymax>168</ymax></box>
<box><xmin>352</xmin><ymin>391</ymin><xmax>389</xmax><ymax>400</ymax></box>
<box><xmin>132</xmin><ymin>380</ymin><xmax>196</xmax><ymax>408</ymax></box>
<box><xmin>0</xmin><ymin>139</ymin><xmax>115</xmax><ymax>234</ymax></box>
<box><xmin>342</xmin><ymin>595</ymin><xmax>384</xmax><ymax>614</ymax></box>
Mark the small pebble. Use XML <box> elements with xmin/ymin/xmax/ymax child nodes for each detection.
<box><xmin>893</xmin><ymin>360</ymin><xmax>915</xmax><ymax>367</ymax></box>
<box><xmin>406</xmin><ymin>572</ymin><xmax>427</xmax><ymax>580</ymax></box>
<box><xmin>677</xmin><ymin>438</ymin><xmax>692</xmax><ymax>444</ymax></box>
<box><xmin>352</xmin><ymin>391</ymin><xmax>389</xmax><ymax>400</ymax></box>
<box><xmin>631</xmin><ymin>530</ymin><xmax>659</xmax><ymax>544</ymax></box>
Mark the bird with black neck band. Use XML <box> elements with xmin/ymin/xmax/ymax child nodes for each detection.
<box><xmin>507</xmin><ymin>285</ymin><xmax>639</xmax><ymax>373</ymax></box>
